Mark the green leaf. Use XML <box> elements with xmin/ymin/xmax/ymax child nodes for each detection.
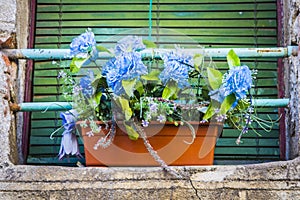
<box><xmin>203</xmin><ymin>104</ymin><xmax>216</xmax><ymax>120</ymax></box>
<box><xmin>94</xmin><ymin>92</ymin><xmax>102</xmax><ymax>105</ymax></box>
<box><xmin>122</xmin><ymin>79</ymin><xmax>136</xmax><ymax>97</ymax></box>
<box><xmin>142</xmin><ymin>39</ymin><xmax>157</xmax><ymax>48</ymax></box>
<box><xmin>96</xmin><ymin>45</ymin><xmax>111</xmax><ymax>54</ymax></box>
<box><xmin>135</xmin><ymin>81</ymin><xmax>144</xmax><ymax>96</ymax></box>
<box><xmin>70</xmin><ymin>57</ymin><xmax>89</xmax><ymax>73</ymax></box>
<box><xmin>193</xmin><ymin>54</ymin><xmax>204</xmax><ymax>72</ymax></box>
<box><xmin>237</xmin><ymin>99</ymin><xmax>250</xmax><ymax>110</ymax></box>
<box><xmin>162</xmin><ymin>87</ymin><xmax>171</xmax><ymax>100</ymax></box>
<box><xmin>116</xmin><ymin>97</ymin><xmax>132</xmax><ymax>121</ymax></box>
<box><xmin>220</xmin><ymin>94</ymin><xmax>236</xmax><ymax>114</ymax></box>
<box><xmin>124</xmin><ymin>122</ymin><xmax>139</xmax><ymax>140</ymax></box>
<box><xmin>162</xmin><ymin>81</ymin><xmax>178</xmax><ymax>99</ymax></box>
<box><xmin>207</xmin><ymin>67</ymin><xmax>223</xmax><ymax>90</ymax></box>
<box><xmin>141</xmin><ymin>70</ymin><xmax>161</xmax><ymax>81</ymax></box>
<box><xmin>227</xmin><ymin>49</ymin><xmax>240</xmax><ymax>69</ymax></box>
<box><xmin>91</xmin><ymin>74</ymin><xmax>102</xmax><ymax>88</ymax></box>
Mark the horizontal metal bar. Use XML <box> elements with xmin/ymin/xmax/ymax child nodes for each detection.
<box><xmin>10</xmin><ymin>99</ymin><xmax>289</xmax><ymax>112</ymax></box>
<box><xmin>10</xmin><ymin>102</ymin><xmax>72</xmax><ymax>112</ymax></box>
<box><xmin>2</xmin><ymin>49</ymin><xmax>73</xmax><ymax>60</ymax></box>
<box><xmin>252</xmin><ymin>99</ymin><xmax>289</xmax><ymax>108</ymax></box>
<box><xmin>2</xmin><ymin>46</ymin><xmax>297</xmax><ymax>60</ymax></box>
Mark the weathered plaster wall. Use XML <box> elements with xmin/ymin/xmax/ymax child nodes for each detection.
<box><xmin>0</xmin><ymin>0</ymin><xmax>299</xmax><ymax>199</ymax></box>
<box><xmin>0</xmin><ymin>0</ymin><xmax>18</xmax><ymax>167</ymax></box>
<box><xmin>0</xmin><ymin>0</ymin><xmax>28</xmax><ymax>165</ymax></box>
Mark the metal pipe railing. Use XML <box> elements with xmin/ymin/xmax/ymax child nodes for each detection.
<box><xmin>2</xmin><ymin>47</ymin><xmax>293</xmax><ymax>112</ymax></box>
<box><xmin>1</xmin><ymin>46</ymin><xmax>298</xmax><ymax>60</ymax></box>
<box><xmin>9</xmin><ymin>99</ymin><xmax>289</xmax><ymax>112</ymax></box>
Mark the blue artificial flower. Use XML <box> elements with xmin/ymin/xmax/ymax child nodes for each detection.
<box><xmin>103</xmin><ymin>51</ymin><xmax>148</xmax><ymax>96</ymax></box>
<box><xmin>215</xmin><ymin>114</ymin><xmax>227</xmax><ymax>122</ymax></box>
<box><xmin>157</xmin><ymin>114</ymin><xmax>166</xmax><ymax>123</ymax></box>
<box><xmin>72</xmin><ymin>85</ymin><xmax>82</xmax><ymax>96</ymax></box>
<box><xmin>141</xmin><ymin>120</ymin><xmax>149</xmax><ymax>127</ymax></box>
<box><xmin>79</xmin><ymin>70</ymin><xmax>95</xmax><ymax>98</ymax></box>
<box><xmin>222</xmin><ymin>65</ymin><xmax>252</xmax><ymax>100</ymax></box>
<box><xmin>57</xmin><ymin>70</ymin><xmax>67</xmax><ymax>79</ymax></box>
<box><xmin>114</xmin><ymin>35</ymin><xmax>146</xmax><ymax>56</ymax></box>
<box><xmin>58</xmin><ymin>110</ymin><xmax>82</xmax><ymax>160</ymax></box>
<box><xmin>159</xmin><ymin>50</ymin><xmax>193</xmax><ymax>89</ymax></box>
<box><xmin>208</xmin><ymin>87</ymin><xmax>226</xmax><ymax>103</ymax></box>
<box><xmin>149</xmin><ymin>103</ymin><xmax>158</xmax><ymax>113</ymax></box>
<box><xmin>70</xmin><ymin>29</ymin><xmax>97</xmax><ymax>60</ymax></box>
<box><xmin>101</xmin><ymin>58</ymin><xmax>114</xmax><ymax>77</ymax></box>
<box><xmin>58</xmin><ymin>130</ymin><xmax>82</xmax><ymax>160</ymax></box>
<box><xmin>60</xmin><ymin>110</ymin><xmax>77</xmax><ymax>131</ymax></box>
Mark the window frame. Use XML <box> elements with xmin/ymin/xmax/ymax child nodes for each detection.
<box><xmin>22</xmin><ymin>0</ymin><xmax>287</xmax><ymax>164</ymax></box>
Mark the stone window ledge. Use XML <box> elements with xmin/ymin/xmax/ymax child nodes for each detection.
<box><xmin>0</xmin><ymin>157</ymin><xmax>299</xmax><ymax>199</ymax></box>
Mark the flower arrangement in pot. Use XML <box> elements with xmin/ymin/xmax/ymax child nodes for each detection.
<box><xmin>54</xmin><ymin>29</ymin><xmax>275</xmax><ymax>170</ymax></box>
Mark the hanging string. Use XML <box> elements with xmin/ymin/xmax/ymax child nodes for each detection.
<box><xmin>254</xmin><ymin>0</ymin><xmax>261</xmax><ymax>157</ymax></box>
<box><xmin>148</xmin><ymin>0</ymin><xmax>153</xmax><ymax>40</ymax></box>
<box><xmin>155</xmin><ymin>0</ymin><xmax>160</xmax><ymax>47</ymax></box>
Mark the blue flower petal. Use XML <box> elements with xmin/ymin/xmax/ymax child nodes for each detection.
<box><xmin>103</xmin><ymin>50</ymin><xmax>147</xmax><ymax>96</ymax></box>
<box><xmin>222</xmin><ymin>65</ymin><xmax>252</xmax><ymax>100</ymax></box>
<box><xmin>58</xmin><ymin>110</ymin><xmax>81</xmax><ymax>160</ymax></box>
<box><xmin>79</xmin><ymin>71</ymin><xmax>95</xmax><ymax>98</ymax></box>
<box><xmin>58</xmin><ymin>131</ymin><xmax>82</xmax><ymax>160</ymax></box>
<box><xmin>114</xmin><ymin>35</ymin><xmax>145</xmax><ymax>55</ymax></box>
<box><xmin>60</xmin><ymin>110</ymin><xmax>78</xmax><ymax>131</ymax></box>
<box><xmin>70</xmin><ymin>30</ymin><xmax>96</xmax><ymax>55</ymax></box>
<box><xmin>159</xmin><ymin>50</ymin><xmax>193</xmax><ymax>89</ymax></box>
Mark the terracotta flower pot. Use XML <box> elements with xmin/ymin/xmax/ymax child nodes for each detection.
<box><xmin>79</xmin><ymin>121</ymin><xmax>221</xmax><ymax>166</ymax></box>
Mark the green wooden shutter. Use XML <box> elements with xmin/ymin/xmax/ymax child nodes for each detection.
<box><xmin>27</xmin><ymin>0</ymin><xmax>280</xmax><ymax>165</ymax></box>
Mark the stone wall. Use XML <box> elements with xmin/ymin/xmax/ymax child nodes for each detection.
<box><xmin>0</xmin><ymin>0</ymin><xmax>299</xmax><ymax>199</ymax></box>
<box><xmin>0</xmin><ymin>0</ymin><xmax>18</xmax><ymax>166</ymax></box>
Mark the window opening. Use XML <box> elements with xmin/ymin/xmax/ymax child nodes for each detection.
<box><xmin>17</xmin><ymin>0</ymin><xmax>284</xmax><ymax>166</ymax></box>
